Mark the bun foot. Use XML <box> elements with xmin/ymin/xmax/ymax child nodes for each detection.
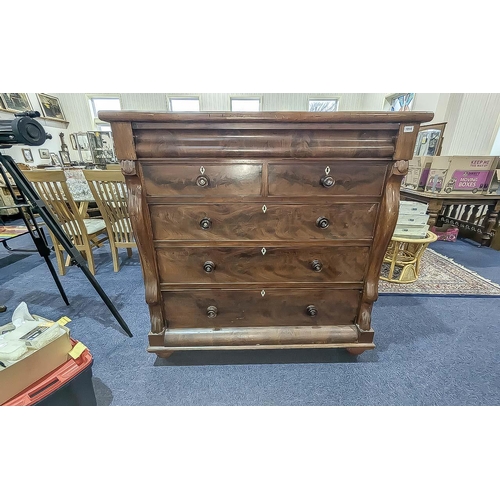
<box><xmin>346</xmin><ymin>347</ymin><xmax>368</xmax><ymax>356</ymax></box>
<box><xmin>156</xmin><ymin>351</ymin><xmax>174</xmax><ymax>359</ymax></box>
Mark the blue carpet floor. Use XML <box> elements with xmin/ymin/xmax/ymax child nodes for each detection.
<box><xmin>1</xmin><ymin>226</ymin><xmax>499</xmax><ymax>406</ymax></box>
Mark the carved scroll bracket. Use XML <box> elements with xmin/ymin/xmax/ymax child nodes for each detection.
<box><xmin>357</xmin><ymin>160</ymin><xmax>406</xmax><ymax>332</ymax></box>
<box><xmin>393</xmin><ymin>160</ymin><xmax>409</xmax><ymax>176</ymax></box>
<box><xmin>121</xmin><ymin>160</ymin><xmax>137</xmax><ymax>176</ymax></box>
<box><xmin>126</xmin><ymin>174</ymin><xmax>165</xmax><ymax>334</ymax></box>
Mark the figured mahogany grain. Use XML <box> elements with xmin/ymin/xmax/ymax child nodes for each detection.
<box><xmin>162</xmin><ymin>288</ymin><xmax>360</xmax><ymax>329</ymax></box>
<box><xmin>141</xmin><ymin>161</ymin><xmax>262</xmax><ymax>197</ymax></box>
<box><xmin>149</xmin><ymin>203</ymin><xmax>379</xmax><ymax>242</ymax></box>
<box><xmin>156</xmin><ymin>246</ymin><xmax>370</xmax><ymax>285</ymax></box>
<box><xmin>268</xmin><ymin>161</ymin><xmax>388</xmax><ymax>197</ymax></box>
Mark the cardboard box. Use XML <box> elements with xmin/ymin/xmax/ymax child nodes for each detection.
<box><xmin>399</xmin><ymin>200</ymin><xmax>429</xmax><ymax>215</ymax></box>
<box><xmin>0</xmin><ymin>316</ymin><xmax>72</xmax><ymax>405</ymax></box>
<box><xmin>393</xmin><ymin>224</ymin><xmax>430</xmax><ymax>239</ymax></box>
<box><xmin>402</xmin><ymin>156</ymin><xmax>434</xmax><ymax>191</ymax></box>
<box><xmin>397</xmin><ymin>213</ymin><xmax>430</xmax><ymax>225</ymax></box>
<box><xmin>424</xmin><ymin>156</ymin><xmax>499</xmax><ymax>195</ymax></box>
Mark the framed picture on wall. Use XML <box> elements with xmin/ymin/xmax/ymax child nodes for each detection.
<box><xmin>37</xmin><ymin>93</ymin><xmax>66</xmax><ymax>122</ymax></box>
<box><xmin>77</xmin><ymin>133</ymin><xmax>90</xmax><ymax>150</ymax></box>
<box><xmin>0</xmin><ymin>93</ymin><xmax>32</xmax><ymax>113</ymax></box>
<box><xmin>59</xmin><ymin>151</ymin><xmax>71</xmax><ymax>166</ymax></box>
<box><xmin>50</xmin><ymin>153</ymin><xmax>62</xmax><ymax>166</ymax></box>
<box><xmin>39</xmin><ymin>148</ymin><xmax>50</xmax><ymax>159</ymax></box>
<box><xmin>22</xmin><ymin>148</ymin><xmax>34</xmax><ymax>163</ymax></box>
<box><xmin>70</xmin><ymin>134</ymin><xmax>78</xmax><ymax>150</ymax></box>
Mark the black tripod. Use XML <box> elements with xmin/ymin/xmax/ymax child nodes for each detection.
<box><xmin>0</xmin><ymin>161</ymin><xmax>69</xmax><ymax>307</ymax></box>
<box><xmin>0</xmin><ymin>153</ymin><xmax>132</xmax><ymax>337</ymax></box>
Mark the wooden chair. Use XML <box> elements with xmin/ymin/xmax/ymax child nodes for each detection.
<box><xmin>24</xmin><ymin>170</ymin><xmax>108</xmax><ymax>276</ymax></box>
<box><xmin>83</xmin><ymin>170</ymin><xmax>136</xmax><ymax>272</ymax></box>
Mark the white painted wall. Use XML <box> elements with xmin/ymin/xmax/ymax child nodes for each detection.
<box><xmin>441</xmin><ymin>93</ymin><xmax>500</xmax><ymax>155</ymax></box>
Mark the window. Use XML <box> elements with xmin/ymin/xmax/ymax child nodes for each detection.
<box><xmin>387</xmin><ymin>93</ymin><xmax>415</xmax><ymax>111</ymax></box>
<box><xmin>308</xmin><ymin>99</ymin><xmax>339</xmax><ymax>112</ymax></box>
<box><xmin>231</xmin><ymin>98</ymin><xmax>261</xmax><ymax>112</ymax></box>
<box><xmin>169</xmin><ymin>97</ymin><xmax>200</xmax><ymax>112</ymax></box>
<box><xmin>88</xmin><ymin>97</ymin><xmax>121</xmax><ymax>130</ymax></box>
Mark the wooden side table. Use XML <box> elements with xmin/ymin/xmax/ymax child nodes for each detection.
<box><xmin>380</xmin><ymin>231</ymin><xmax>437</xmax><ymax>283</ymax></box>
<box><xmin>400</xmin><ymin>188</ymin><xmax>500</xmax><ymax>246</ymax></box>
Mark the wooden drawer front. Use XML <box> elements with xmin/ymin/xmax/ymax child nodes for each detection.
<box><xmin>162</xmin><ymin>289</ymin><xmax>360</xmax><ymax>329</ymax></box>
<box><xmin>157</xmin><ymin>246</ymin><xmax>369</xmax><ymax>285</ymax></box>
<box><xmin>150</xmin><ymin>203</ymin><xmax>378</xmax><ymax>241</ymax></box>
<box><xmin>141</xmin><ymin>162</ymin><xmax>262</xmax><ymax>197</ymax></box>
<box><xmin>268</xmin><ymin>161</ymin><xmax>388</xmax><ymax>197</ymax></box>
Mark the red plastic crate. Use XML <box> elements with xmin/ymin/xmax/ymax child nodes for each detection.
<box><xmin>3</xmin><ymin>339</ymin><xmax>93</xmax><ymax>406</ymax></box>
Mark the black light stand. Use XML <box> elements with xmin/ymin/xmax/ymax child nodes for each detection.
<box><xmin>0</xmin><ymin>111</ymin><xmax>132</xmax><ymax>337</ymax></box>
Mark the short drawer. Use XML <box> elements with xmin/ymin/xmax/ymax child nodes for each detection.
<box><xmin>162</xmin><ymin>288</ymin><xmax>360</xmax><ymax>329</ymax></box>
<box><xmin>150</xmin><ymin>203</ymin><xmax>378</xmax><ymax>241</ymax></box>
<box><xmin>156</xmin><ymin>246</ymin><xmax>370</xmax><ymax>284</ymax></box>
<box><xmin>141</xmin><ymin>161</ymin><xmax>262</xmax><ymax>197</ymax></box>
<box><xmin>268</xmin><ymin>161</ymin><xmax>388</xmax><ymax>197</ymax></box>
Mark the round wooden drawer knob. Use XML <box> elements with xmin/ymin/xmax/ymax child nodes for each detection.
<box><xmin>311</xmin><ymin>259</ymin><xmax>323</xmax><ymax>272</ymax></box>
<box><xmin>207</xmin><ymin>305</ymin><xmax>218</xmax><ymax>318</ymax></box>
<box><xmin>316</xmin><ymin>217</ymin><xmax>330</xmax><ymax>229</ymax></box>
<box><xmin>203</xmin><ymin>261</ymin><xmax>216</xmax><ymax>273</ymax></box>
<box><xmin>306</xmin><ymin>305</ymin><xmax>318</xmax><ymax>317</ymax></box>
<box><xmin>196</xmin><ymin>175</ymin><xmax>209</xmax><ymax>187</ymax></box>
<box><xmin>200</xmin><ymin>218</ymin><xmax>212</xmax><ymax>230</ymax></box>
<box><xmin>320</xmin><ymin>176</ymin><xmax>335</xmax><ymax>188</ymax></box>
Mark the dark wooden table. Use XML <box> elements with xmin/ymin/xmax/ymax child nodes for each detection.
<box><xmin>400</xmin><ymin>188</ymin><xmax>500</xmax><ymax>246</ymax></box>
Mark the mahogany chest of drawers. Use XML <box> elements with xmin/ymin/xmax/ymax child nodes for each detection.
<box><xmin>101</xmin><ymin>111</ymin><xmax>433</xmax><ymax>357</ymax></box>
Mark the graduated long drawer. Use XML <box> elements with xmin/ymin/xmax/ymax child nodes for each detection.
<box><xmin>156</xmin><ymin>246</ymin><xmax>369</xmax><ymax>285</ymax></box>
<box><xmin>162</xmin><ymin>288</ymin><xmax>360</xmax><ymax>329</ymax></box>
<box><xmin>150</xmin><ymin>203</ymin><xmax>379</xmax><ymax>241</ymax></box>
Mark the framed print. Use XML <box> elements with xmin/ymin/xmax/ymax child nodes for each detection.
<box><xmin>50</xmin><ymin>152</ymin><xmax>62</xmax><ymax>166</ymax></box>
<box><xmin>77</xmin><ymin>133</ymin><xmax>89</xmax><ymax>150</ymax></box>
<box><xmin>0</xmin><ymin>93</ymin><xmax>32</xmax><ymax>113</ymax></box>
<box><xmin>39</xmin><ymin>148</ymin><xmax>50</xmax><ymax>159</ymax></box>
<box><xmin>37</xmin><ymin>93</ymin><xmax>66</xmax><ymax>121</ymax></box>
<box><xmin>22</xmin><ymin>148</ymin><xmax>34</xmax><ymax>163</ymax></box>
<box><xmin>59</xmin><ymin>151</ymin><xmax>71</xmax><ymax>166</ymax></box>
<box><xmin>70</xmin><ymin>133</ymin><xmax>78</xmax><ymax>150</ymax></box>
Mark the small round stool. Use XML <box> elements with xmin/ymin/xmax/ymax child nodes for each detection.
<box><xmin>380</xmin><ymin>231</ymin><xmax>437</xmax><ymax>284</ymax></box>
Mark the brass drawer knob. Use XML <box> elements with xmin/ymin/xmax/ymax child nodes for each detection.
<box><xmin>306</xmin><ymin>305</ymin><xmax>318</xmax><ymax>317</ymax></box>
<box><xmin>316</xmin><ymin>216</ymin><xmax>330</xmax><ymax>229</ymax></box>
<box><xmin>200</xmin><ymin>218</ymin><xmax>212</xmax><ymax>230</ymax></box>
<box><xmin>196</xmin><ymin>175</ymin><xmax>209</xmax><ymax>187</ymax></box>
<box><xmin>207</xmin><ymin>305</ymin><xmax>218</xmax><ymax>318</ymax></box>
<box><xmin>203</xmin><ymin>261</ymin><xmax>216</xmax><ymax>273</ymax></box>
<box><xmin>320</xmin><ymin>176</ymin><xmax>335</xmax><ymax>188</ymax></box>
<box><xmin>311</xmin><ymin>259</ymin><xmax>323</xmax><ymax>272</ymax></box>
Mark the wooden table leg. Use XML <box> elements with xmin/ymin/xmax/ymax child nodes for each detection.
<box><xmin>481</xmin><ymin>200</ymin><xmax>500</xmax><ymax>246</ymax></box>
<box><xmin>427</xmin><ymin>199</ymin><xmax>444</xmax><ymax>228</ymax></box>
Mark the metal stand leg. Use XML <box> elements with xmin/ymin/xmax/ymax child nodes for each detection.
<box><xmin>0</xmin><ymin>153</ymin><xmax>132</xmax><ymax>337</ymax></box>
